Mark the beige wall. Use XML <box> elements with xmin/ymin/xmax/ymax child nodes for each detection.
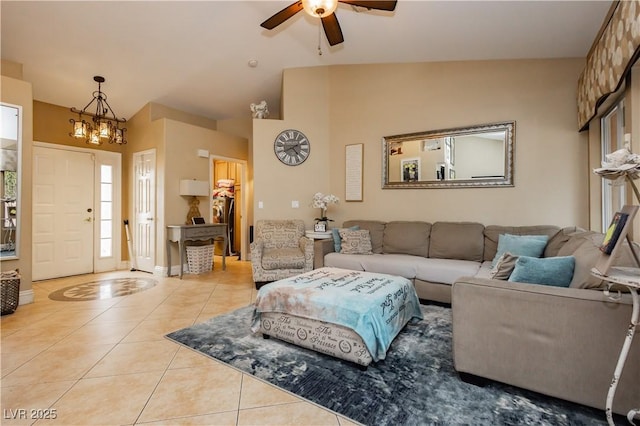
<box><xmin>218</xmin><ymin>117</ymin><xmax>254</xmax><ymax>246</ymax></box>
<box><xmin>164</xmin><ymin>117</ymin><xmax>248</xmax><ymax>227</ymax></box>
<box><xmin>34</xmin><ymin>101</ymin><xmax>122</xmax><ymax>152</ymax></box>
<box><xmin>253</xmin><ymin>59</ymin><xmax>590</xmax><ymax>230</ymax></box>
<box><xmin>253</xmin><ymin>66</ymin><xmax>332</xmax><ymax>224</ymax></box>
<box><xmin>1</xmin><ymin>74</ymin><xmax>34</xmax><ymax>295</ymax></box>
<box><xmin>126</xmin><ymin>105</ymin><xmax>249</xmax><ymax>269</ymax></box>
<box><xmin>152</xmin><ymin>113</ymin><xmax>248</xmax><ymax>266</ymax></box>
<box><xmin>24</xmin><ymin>94</ymin><xmax>249</xmax><ymax>279</ymax></box>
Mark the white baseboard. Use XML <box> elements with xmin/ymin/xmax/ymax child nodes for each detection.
<box><xmin>118</xmin><ymin>261</ymin><xmax>130</xmax><ymax>270</ymax></box>
<box><xmin>154</xmin><ymin>265</ymin><xmax>188</xmax><ymax>276</ymax></box>
<box><xmin>18</xmin><ymin>289</ymin><xmax>34</xmax><ymax>305</ymax></box>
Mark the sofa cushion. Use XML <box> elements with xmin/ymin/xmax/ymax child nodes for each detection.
<box><xmin>324</xmin><ymin>252</ymin><xmax>366</xmax><ymax>271</ymax></box>
<box><xmin>360</xmin><ymin>254</ymin><xmax>420</xmax><ymax>279</ymax></box>
<box><xmin>382</xmin><ymin>221</ymin><xmax>431</xmax><ymax>257</ymax></box>
<box><xmin>343</xmin><ymin>220</ymin><xmax>385</xmax><ymax>253</ymax></box>
<box><xmin>258</xmin><ymin>219</ymin><xmax>306</xmax><ymax>250</ymax></box>
<box><xmin>508</xmin><ymin>255</ymin><xmax>575</xmax><ymax>287</ymax></box>
<box><xmin>491</xmin><ymin>234</ymin><xmax>549</xmax><ymax>267</ymax></box>
<box><xmin>429</xmin><ymin>222</ymin><xmax>484</xmax><ymax>261</ymax></box>
<box><xmin>544</xmin><ymin>226</ymin><xmax>583</xmax><ymax>257</ymax></box>
<box><xmin>490</xmin><ymin>252</ymin><xmax>519</xmax><ymax>280</ymax></box>
<box><xmin>483</xmin><ymin>225</ymin><xmax>561</xmax><ymax>262</ymax></box>
<box><xmin>557</xmin><ymin>231</ymin><xmax>609</xmax><ymax>289</ymax></box>
<box><xmin>339</xmin><ymin>229</ymin><xmax>373</xmax><ymax>254</ymax></box>
<box><xmin>332</xmin><ymin>225</ymin><xmax>359</xmax><ymax>252</ymax></box>
<box><xmin>262</xmin><ymin>247</ymin><xmax>306</xmax><ymax>270</ymax></box>
<box><xmin>474</xmin><ymin>261</ymin><xmax>495</xmax><ymax>279</ymax></box>
<box><xmin>415</xmin><ymin>258</ymin><xmax>481</xmax><ymax>285</ymax></box>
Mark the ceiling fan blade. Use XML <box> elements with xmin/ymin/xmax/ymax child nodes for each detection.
<box><xmin>321</xmin><ymin>13</ymin><xmax>344</xmax><ymax>46</ymax></box>
<box><xmin>260</xmin><ymin>1</ymin><xmax>304</xmax><ymax>30</ymax></box>
<box><xmin>338</xmin><ymin>0</ymin><xmax>397</xmax><ymax>11</ymax></box>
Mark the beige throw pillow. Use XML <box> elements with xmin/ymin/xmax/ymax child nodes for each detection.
<box><xmin>339</xmin><ymin>229</ymin><xmax>373</xmax><ymax>255</ymax></box>
<box><xmin>490</xmin><ymin>252</ymin><xmax>519</xmax><ymax>280</ymax></box>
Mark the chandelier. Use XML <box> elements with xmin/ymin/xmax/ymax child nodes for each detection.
<box><xmin>69</xmin><ymin>76</ymin><xmax>127</xmax><ymax>145</ymax></box>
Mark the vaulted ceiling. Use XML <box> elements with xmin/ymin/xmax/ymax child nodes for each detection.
<box><xmin>1</xmin><ymin>1</ymin><xmax>611</xmax><ymax>121</ymax></box>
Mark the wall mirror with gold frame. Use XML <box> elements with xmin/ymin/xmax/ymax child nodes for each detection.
<box><xmin>1</xmin><ymin>103</ymin><xmax>21</xmax><ymax>259</ymax></box>
<box><xmin>382</xmin><ymin>121</ymin><xmax>515</xmax><ymax>189</ymax></box>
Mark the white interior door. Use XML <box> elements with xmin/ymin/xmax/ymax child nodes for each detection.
<box><xmin>133</xmin><ymin>149</ymin><xmax>156</xmax><ymax>273</ymax></box>
<box><xmin>32</xmin><ymin>146</ymin><xmax>94</xmax><ymax>280</ymax></box>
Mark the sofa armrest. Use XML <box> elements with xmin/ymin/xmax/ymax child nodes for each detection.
<box><xmin>451</xmin><ymin>277</ymin><xmax>638</xmax><ymax>414</ymax></box>
<box><xmin>314</xmin><ymin>238</ymin><xmax>336</xmax><ymax>268</ymax></box>
<box><xmin>299</xmin><ymin>236</ymin><xmax>314</xmax><ymax>271</ymax></box>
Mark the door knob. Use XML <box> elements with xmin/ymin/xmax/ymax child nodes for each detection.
<box><xmin>147</xmin><ymin>217</ymin><xmax>154</xmax><ymax>221</ymax></box>
<box><xmin>84</xmin><ymin>217</ymin><xmax>92</xmax><ymax>222</ymax></box>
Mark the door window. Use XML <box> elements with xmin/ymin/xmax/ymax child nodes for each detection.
<box><xmin>100</xmin><ymin>164</ymin><xmax>113</xmax><ymax>258</ymax></box>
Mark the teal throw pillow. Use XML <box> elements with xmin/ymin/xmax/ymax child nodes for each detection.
<box><xmin>492</xmin><ymin>234</ymin><xmax>549</xmax><ymax>268</ymax></box>
<box><xmin>508</xmin><ymin>255</ymin><xmax>575</xmax><ymax>287</ymax></box>
<box><xmin>332</xmin><ymin>225</ymin><xmax>359</xmax><ymax>252</ymax></box>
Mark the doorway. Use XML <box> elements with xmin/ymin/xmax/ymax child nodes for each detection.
<box><xmin>132</xmin><ymin>149</ymin><xmax>156</xmax><ymax>273</ymax></box>
<box><xmin>32</xmin><ymin>143</ymin><xmax>121</xmax><ymax>281</ymax></box>
<box><xmin>211</xmin><ymin>157</ymin><xmax>246</xmax><ymax>260</ymax></box>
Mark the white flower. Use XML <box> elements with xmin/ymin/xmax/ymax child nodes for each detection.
<box><xmin>311</xmin><ymin>192</ymin><xmax>339</xmax><ymax>209</ymax></box>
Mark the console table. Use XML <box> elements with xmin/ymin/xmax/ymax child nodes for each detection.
<box><xmin>590</xmin><ymin>267</ymin><xmax>639</xmax><ymax>425</ymax></box>
<box><xmin>166</xmin><ymin>224</ymin><xmax>227</xmax><ymax>279</ymax></box>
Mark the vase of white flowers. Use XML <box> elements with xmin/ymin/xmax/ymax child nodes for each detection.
<box><xmin>311</xmin><ymin>192</ymin><xmax>339</xmax><ymax>229</ymax></box>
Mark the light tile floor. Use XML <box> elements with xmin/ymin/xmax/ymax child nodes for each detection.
<box><xmin>1</xmin><ymin>258</ymin><xmax>358</xmax><ymax>426</ymax></box>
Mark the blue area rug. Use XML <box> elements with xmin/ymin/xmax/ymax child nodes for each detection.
<box><xmin>166</xmin><ymin>304</ymin><xmax>607</xmax><ymax>425</ymax></box>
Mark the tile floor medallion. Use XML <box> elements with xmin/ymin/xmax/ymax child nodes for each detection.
<box><xmin>48</xmin><ymin>277</ymin><xmax>157</xmax><ymax>301</ymax></box>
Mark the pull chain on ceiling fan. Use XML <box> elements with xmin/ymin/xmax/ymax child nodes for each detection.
<box><xmin>260</xmin><ymin>0</ymin><xmax>397</xmax><ymax>51</ymax></box>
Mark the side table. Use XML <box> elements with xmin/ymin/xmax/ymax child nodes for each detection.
<box><xmin>305</xmin><ymin>230</ymin><xmax>333</xmax><ymax>240</ymax></box>
<box><xmin>590</xmin><ymin>267</ymin><xmax>640</xmax><ymax>425</ymax></box>
<box><xmin>166</xmin><ymin>224</ymin><xmax>227</xmax><ymax>279</ymax></box>
<box><xmin>305</xmin><ymin>230</ymin><xmax>333</xmax><ymax>269</ymax></box>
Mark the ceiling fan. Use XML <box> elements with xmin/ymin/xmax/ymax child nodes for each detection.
<box><xmin>260</xmin><ymin>0</ymin><xmax>397</xmax><ymax>47</ymax></box>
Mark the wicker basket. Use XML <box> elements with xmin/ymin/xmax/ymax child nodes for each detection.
<box><xmin>186</xmin><ymin>244</ymin><xmax>214</xmax><ymax>274</ymax></box>
<box><xmin>1</xmin><ymin>271</ymin><xmax>20</xmax><ymax>315</ymax></box>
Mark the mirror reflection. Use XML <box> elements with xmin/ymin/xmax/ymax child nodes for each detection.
<box><xmin>383</xmin><ymin>121</ymin><xmax>515</xmax><ymax>189</ymax></box>
<box><xmin>1</xmin><ymin>104</ymin><xmax>20</xmax><ymax>259</ymax></box>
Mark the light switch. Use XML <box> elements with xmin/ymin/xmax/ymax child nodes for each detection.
<box><xmin>258</xmin><ymin>201</ymin><xmax>264</xmax><ymax>209</ymax></box>
<box><xmin>292</xmin><ymin>200</ymin><xmax>299</xmax><ymax>208</ymax></box>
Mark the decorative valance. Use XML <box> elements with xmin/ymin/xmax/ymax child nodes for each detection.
<box><xmin>577</xmin><ymin>0</ymin><xmax>640</xmax><ymax>131</ymax></box>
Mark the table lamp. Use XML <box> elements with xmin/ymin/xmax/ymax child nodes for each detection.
<box><xmin>179</xmin><ymin>179</ymin><xmax>209</xmax><ymax>224</ymax></box>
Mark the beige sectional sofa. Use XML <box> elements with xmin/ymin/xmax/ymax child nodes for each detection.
<box><xmin>316</xmin><ymin>220</ymin><xmax>639</xmax><ymax>415</ymax></box>
<box><xmin>316</xmin><ymin>220</ymin><xmax>572</xmax><ymax>303</ymax></box>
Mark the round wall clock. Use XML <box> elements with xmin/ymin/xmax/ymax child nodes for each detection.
<box><xmin>274</xmin><ymin>129</ymin><xmax>310</xmax><ymax>166</ymax></box>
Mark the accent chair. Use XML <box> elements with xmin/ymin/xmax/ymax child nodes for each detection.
<box><xmin>250</xmin><ymin>219</ymin><xmax>314</xmax><ymax>286</ymax></box>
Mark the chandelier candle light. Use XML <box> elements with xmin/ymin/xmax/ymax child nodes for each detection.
<box><xmin>69</xmin><ymin>76</ymin><xmax>127</xmax><ymax>145</ymax></box>
<box><xmin>311</xmin><ymin>192</ymin><xmax>339</xmax><ymax>231</ymax></box>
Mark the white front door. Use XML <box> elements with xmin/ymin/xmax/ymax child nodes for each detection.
<box><xmin>133</xmin><ymin>149</ymin><xmax>156</xmax><ymax>273</ymax></box>
<box><xmin>32</xmin><ymin>146</ymin><xmax>94</xmax><ymax>280</ymax></box>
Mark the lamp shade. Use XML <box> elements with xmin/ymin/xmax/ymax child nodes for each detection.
<box><xmin>179</xmin><ymin>179</ymin><xmax>209</xmax><ymax>196</ymax></box>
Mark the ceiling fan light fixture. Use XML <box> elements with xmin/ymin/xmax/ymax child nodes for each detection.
<box><xmin>302</xmin><ymin>0</ymin><xmax>338</xmax><ymax>18</ymax></box>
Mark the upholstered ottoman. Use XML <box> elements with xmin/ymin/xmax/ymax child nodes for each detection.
<box><xmin>251</xmin><ymin>267</ymin><xmax>423</xmax><ymax>367</ymax></box>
